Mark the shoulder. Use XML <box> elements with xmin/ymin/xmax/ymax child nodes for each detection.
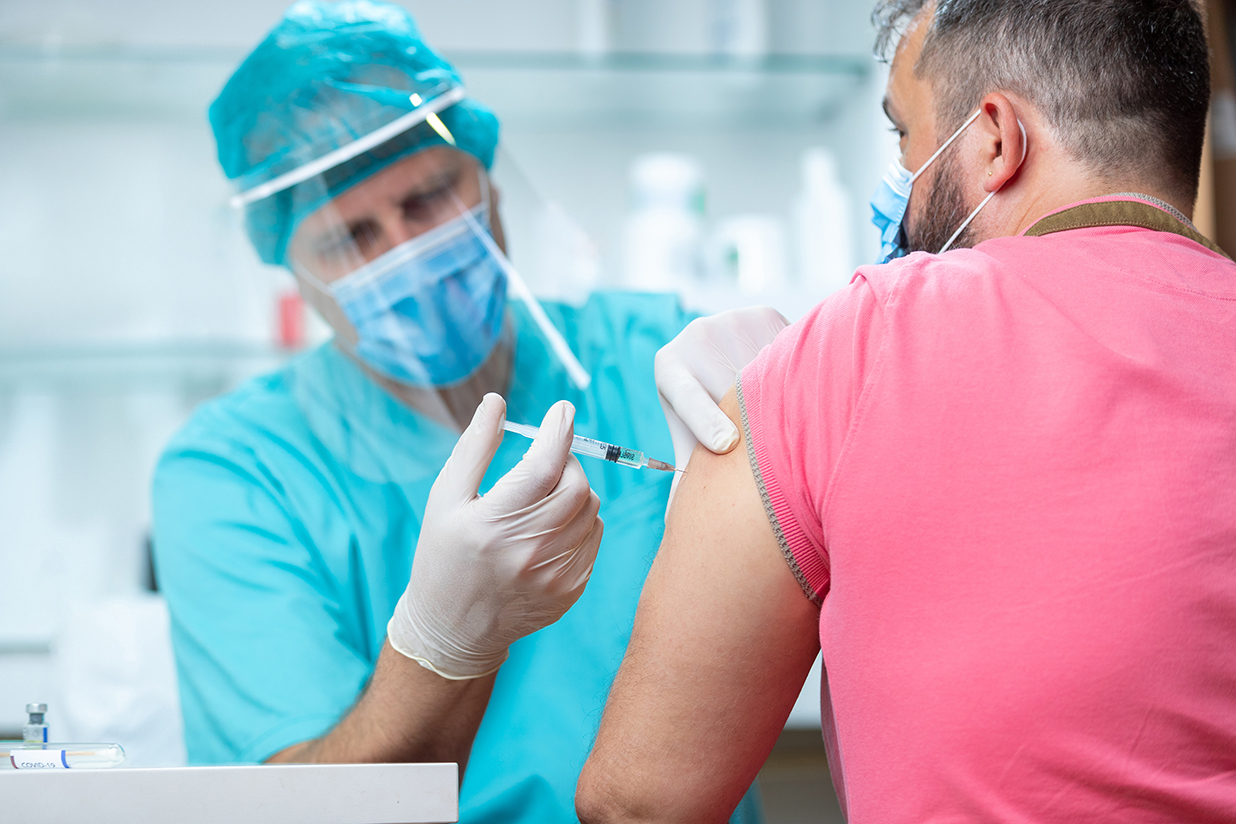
<box><xmin>541</xmin><ymin>290</ymin><xmax>691</xmax><ymax>406</ymax></box>
<box><xmin>553</xmin><ymin>291</ymin><xmax>692</xmax><ymax>351</ymax></box>
<box><xmin>854</xmin><ymin>246</ymin><xmax>1013</xmax><ymax>309</ymax></box>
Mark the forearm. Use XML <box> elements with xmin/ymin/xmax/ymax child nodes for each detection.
<box><xmin>267</xmin><ymin>640</ymin><xmax>495</xmax><ymax>768</ymax></box>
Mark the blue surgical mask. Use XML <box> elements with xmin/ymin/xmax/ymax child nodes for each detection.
<box><xmin>870</xmin><ymin>109</ymin><xmax>983</xmax><ymax>264</ymax></box>
<box><xmin>871</xmin><ymin>160</ymin><xmax>916</xmax><ymax>264</ymax></box>
<box><xmin>311</xmin><ymin>206</ymin><xmax>509</xmax><ymax>387</ymax></box>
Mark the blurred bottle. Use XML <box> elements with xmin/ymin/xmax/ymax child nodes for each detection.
<box><xmin>709</xmin><ymin>0</ymin><xmax>768</xmax><ymax>58</ymax></box>
<box><xmin>767</xmin><ymin>0</ymin><xmax>830</xmax><ymax>55</ymax></box>
<box><xmin>622</xmin><ymin>154</ymin><xmax>706</xmax><ymax>293</ymax></box>
<box><xmin>276</xmin><ymin>288</ymin><xmax>306</xmax><ymax>350</ymax></box>
<box><xmin>593</xmin><ymin>0</ymin><xmax>765</xmax><ymax>57</ymax></box>
<box><xmin>793</xmin><ymin>148</ymin><xmax>853</xmax><ymax>294</ymax></box>
<box><xmin>607</xmin><ymin>0</ymin><xmax>710</xmax><ymax>54</ymax></box>
<box><xmin>577</xmin><ymin>0</ymin><xmax>614</xmax><ymax>56</ymax></box>
<box><xmin>708</xmin><ymin>215</ymin><xmax>787</xmax><ymax>295</ymax></box>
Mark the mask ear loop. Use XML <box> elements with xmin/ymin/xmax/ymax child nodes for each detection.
<box><xmin>938</xmin><ymin>119</ymin><xmax>1028</xmax><ymax>255</ymax></box>
<box><xmin>290</xmin><ymin>260</ymin><xmax>368</xmax><ymax>367</ymax></box>
<box><xmin>449</xmin><ymin>181</ymin><xmax>593</xmax><ymax>391</ymax></box>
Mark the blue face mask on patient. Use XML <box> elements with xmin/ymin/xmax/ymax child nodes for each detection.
<box><xmin>870</xmin><ymin>109</ymin><xmax>986</xmax><ymax>264</ymax></box>
<box><xmin>304</xmin><ymin>205</ymin><xmax>509</xmax><ymax>387</ymax></box>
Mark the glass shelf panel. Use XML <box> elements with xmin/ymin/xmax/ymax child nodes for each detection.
<box><xmin>0</xmin><ymin>46</ymin><xmax>870</xmax><ymax>125</ymax></box>
<box><xmin>0</xmin><ymin>47</ymin><xmax>240</xmax><ymax>120</ymax></box>
<box><xmin>0</xmin><ymin>341</ymin><xmax>292</xmax><ymax>386</ymax></box>
<box><xmin>457</xmin><ymin>51</ymin><xmax>869</xmax><ymax>125</ymax></box>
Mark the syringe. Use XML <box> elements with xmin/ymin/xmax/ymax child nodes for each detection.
<box><xmin>503</xmin><ymin>421</ymin><xmax>682</xmax><ymax>473</ymax></box>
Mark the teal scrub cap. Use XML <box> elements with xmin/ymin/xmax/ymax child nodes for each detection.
<box><xmin>210</xmin><ymin>0</ymin><xmax>500</xmax><ymax>266</ymax></box>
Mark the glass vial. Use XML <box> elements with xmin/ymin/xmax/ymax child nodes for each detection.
<box><xmin>23</xmin><ymin>703</ymin><xmax>48</xmax><ymax>744</ymax></box>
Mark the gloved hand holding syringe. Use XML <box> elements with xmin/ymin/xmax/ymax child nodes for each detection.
<box><xmin>502</xmin><ymin>421</ymin><xmax>682</xmax><ymax>473</ymax></box>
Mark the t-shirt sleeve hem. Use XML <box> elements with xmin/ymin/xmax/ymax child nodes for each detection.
<box><xmin>736</xmin><ymin>374</ymin><xmax>826</xmax><ymax>606</ymax></box>
<box><xmin>238</xmin><ymin>712</ymin><xmax>342</xmax><ymax>763</ymax></box>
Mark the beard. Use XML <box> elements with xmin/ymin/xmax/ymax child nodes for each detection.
<box><xmin>904</xmin><ymin>151</ymin><xmax>977</xmax><ymax>255</ymax></box>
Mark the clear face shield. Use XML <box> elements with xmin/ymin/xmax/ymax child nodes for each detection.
<box><xmin>229</xmin><ymin>83</ymin><xmax>591</xmax><ymax>454</ymax></box>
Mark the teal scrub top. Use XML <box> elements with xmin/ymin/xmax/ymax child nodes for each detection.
<box><xmin>152</xmin><ymin>292</ymin><xmax>762</xmax><ymax>823</ymax></box>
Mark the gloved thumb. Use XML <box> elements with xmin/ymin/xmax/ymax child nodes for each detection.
<box><xmin>433</xmin><ymin>393</ymin><xmax>507</xmax><ymax>505</ymax></box>
<box><xmin>659</xmin><ymin>374</ymin><xmax>739</xmax><ymax>455</ymax></box>
<box><xmin>485</xmin><ymin>400</ymin><xmax>575</xmax><ymax>512</ymax></box>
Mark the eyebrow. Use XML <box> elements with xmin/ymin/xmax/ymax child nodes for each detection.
<box><xmin>402</xmin><ymin>164</ymin><xmax>460</xmax><ymax>200</ymax></box>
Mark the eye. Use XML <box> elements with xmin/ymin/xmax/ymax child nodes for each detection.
<box><xmin>401</xmin><ymin>183</ymin><xmax>457</xmax><ymax>226</ymax></box>
<box><xmin>349</xmin><ymin>221</ymin><xmax>382</xmax><ymax>256</ymax></box>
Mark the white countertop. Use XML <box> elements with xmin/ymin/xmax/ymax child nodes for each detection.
<box><xmin>0</xmin><ymin>762</ymin><xmax>458</xmax><ymax>824</ymax></box>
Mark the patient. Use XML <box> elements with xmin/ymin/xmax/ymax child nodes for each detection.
<box><xmin>578</xmin><ymin>1</ymin><xmax>1236</xmax><ymax>821</ymax></box>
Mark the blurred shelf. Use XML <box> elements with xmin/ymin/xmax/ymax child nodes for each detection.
<box><xmin>0</xmin><ymin>640</ymin><xmax>52</xmax><ymax>656</ymax></box>
<box><xmin>0</xmin><ymin>46</ymin><xmax>241</xmax><ymax>121</ymax></box>
<box><xmin>0</xmin><ymin>45</ymin><xmax>870</xmax><ymax>125</ymax></box>
<box><xmin>0</xmin><ymin>341</ymin><xmax>292</xmax><ymax>387</ymax></box>
<box><xmin>457</xmin><ymin>50</ymin><xmax>869</xmax><ymax>126</ymax></box>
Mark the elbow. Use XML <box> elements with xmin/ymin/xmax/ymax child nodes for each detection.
<box><xmin>576</xmin><ymin>757</ymin><xmax>649</xmax><ymax>824</ymax></box>
<box><xmin>578</xmin><ymin>752</ymin><xmax>738</xmax><ymax>824</ymax></box>
<box><xmin>576</xmin><ymin>758</ymin><xmax>620</xmax><ymax>824</ymax></box>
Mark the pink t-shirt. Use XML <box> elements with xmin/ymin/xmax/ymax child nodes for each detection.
<box><xmin>740</xmin><ymin>199</ymin><xmax>1236</xmax><ymax>823</ymax></box>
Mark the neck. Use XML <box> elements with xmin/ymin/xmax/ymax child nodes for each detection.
<box><xmin>986</xmin><ymin>155</ymin><xmax>1192</xmax><ymax>240</ymax></box>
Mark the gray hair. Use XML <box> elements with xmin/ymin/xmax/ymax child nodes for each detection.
<box><xmin>873</xmin><ymin>0</ymin><xmax>1210</xmax><ymax>199</ymax></box>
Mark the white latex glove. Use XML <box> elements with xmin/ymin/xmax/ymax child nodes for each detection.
<box><xmin>656</xmin><ymin>306</ymin><xmax>790</xmax><ymax>502</ymax></box>
<box><xmin>388</xmin><ymin>394</ymin><xmax>603</xmax><ymax>680</ymax></box>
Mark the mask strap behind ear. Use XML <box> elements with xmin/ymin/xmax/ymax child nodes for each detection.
<box><xmin>938</xmin><ymin>119</ymin><xmax>1028</xmax><ymax>255</ymax></box>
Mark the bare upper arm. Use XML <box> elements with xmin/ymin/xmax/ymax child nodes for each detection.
<box><xmin>577</xmin><ymin>387</ymin><xmax>821</xmax><ymax>824</ymax></box>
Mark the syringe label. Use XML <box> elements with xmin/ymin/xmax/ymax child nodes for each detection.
<box><xmin>10</xmin><ymin>749</ymin><xmax>68</xmax><ymax>769</ymax></box>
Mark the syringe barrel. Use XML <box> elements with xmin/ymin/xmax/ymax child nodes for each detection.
<box><xmin>568</xmin><ymin>434</ymin><xmax>612</xmax><ymax>462</ymax></box>
<box><xmin>571</xmin><ymin>435</ymin><xmax>646</xmax><ymax>468</ymax></box>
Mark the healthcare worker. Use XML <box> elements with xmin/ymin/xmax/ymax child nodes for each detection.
<box><xmin>151</xmin><ymin>2</ymin><xmax>762</xmax><ymax>822</ymax></box>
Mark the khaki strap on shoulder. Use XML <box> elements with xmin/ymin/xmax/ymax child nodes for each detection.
<box><xmin>1025</xmin><ymin>200</ymin><xmax>1231</xmax><ymax>260</ymax></box>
